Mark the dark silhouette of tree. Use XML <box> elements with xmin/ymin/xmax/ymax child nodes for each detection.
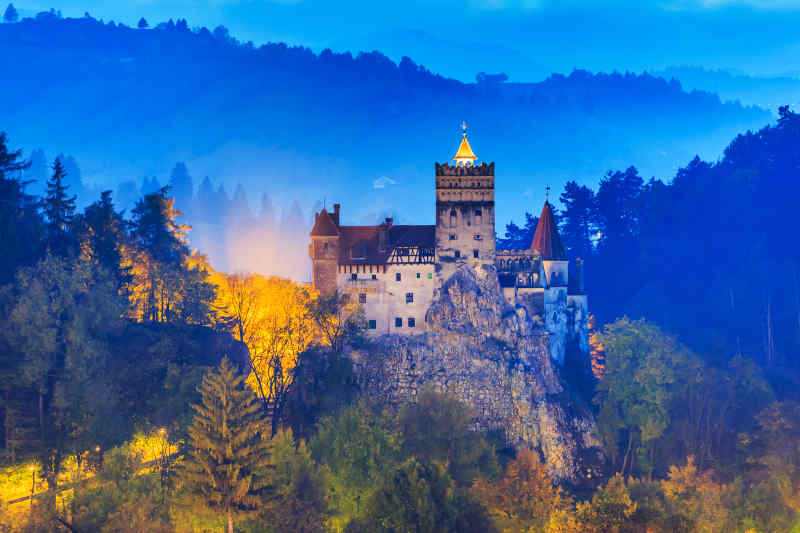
<box><xmin>497</xmin><ymin>212</ymin><xmax>538</xmax><ymax>250</ymax></box>
<box><xmin>137</xmin><ymin>17</ymin><xmax>148</xmax><ymax>29</ymax></box>
<box><xmin>0</xmin><ymin>132</ymin><xmax>42</xmax><ymax>284</ymax></box>
<box><xmin>75</xmin><ymin>190</ymin><xmax>132</xmax><ymax>291</ymax></box>
<box><xmin>559</xmin><ymin>180</ymin><xmax>596</xmax><ymax>260</ymax></box>
<box><xmin>168</xmin><ymin>161</ymin><xmax>194</xmax><ymax>214</ymax></box>
<box><xmin>42</xmin><ymin>157</ymin><xmax>77</xmax><ymax>257</ymax></box>
<box><xmin>3</xmin><ymin>3</ymin><xmax>18</xmax><ymax>23</ymax></box>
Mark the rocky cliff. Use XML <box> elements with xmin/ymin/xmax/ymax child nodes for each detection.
<box><xmin>350</xmin><ymin>264</ymin><xmax>604</xmax><ymax>483</ymax></box>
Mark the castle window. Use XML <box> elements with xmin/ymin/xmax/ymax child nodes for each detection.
<box><xmin>351</xmin><ymin>273</ymin><xmax>357</xmax><ymax>280</ymax></box>
<box><xmin>406</xmin><ymin>292</ymin><xmax>414</xmax><ymax>303</ymax></box>
<box><xmin>449</xmin><ymin>234</ymin><xmax>456</xmax><ymax>241</ymax></box>
<box><xmin>359</xmin><ymin>293</ymin><xmax>367</xmax><ymax>304</ymax></box>
<box><xmin>368</xmin><ymin>319</ymin><xmax>377</xmax><ymax>329</ymax></box>
<box><xmin>396</xmin><ymin>273</ymin><xmax>401</xmax><ymax>282</ymax></box>
<box><xmin>474</xmin><ymin>234</ymin><xmax>482</xmax><ymax>241</ymax></box>
<box><xmin>473</xmin><ymin>249</ymin><xmax>479</xmax><ymax>259</ymax></box>
<box><xmin>416</xmin><ymin>272</ymin><xmax>421</xmax><ymax>279</ymax></box>
<box><xmin>450</xmin><ymin>209</ymin><xmax>457</xmax><ymax>227</ymax></box>
<box><xmin>474</xmin><ymin>209</ymin><xmax>482</xmax><ymax>225</ymax></box>
<box><xmin>454</xmin><ymin>250</ymin><xmax>461</xmax><ymax>258</ymax></box>
<box><xmin>428</xmin><ymin>273</ymin><xmax>432</xmax><ymax>279</ymax></box>
<box><xmin>372</xmin><ymin>274</ymin><xmax>377</xmax><ymax>280</ymax></box>
<box><xmin>408</xmin><ymin>317</ymin><xmax>416</xmax><ymax>328</ymax></box>
<box><xmin>323</xmin><ymin>242</ymin><xmax>329</xmax><ymax>251</ymax></box>
<box><xmin>395</xmin><ymin>317</ymin><xmax>402</xmax><ymax>328</ymax></box>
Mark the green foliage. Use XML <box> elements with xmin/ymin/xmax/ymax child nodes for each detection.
<box><xmin>398</xmin><ymin>387</ymin><xmax>498</xmax><ymax>485</ymax></box>
<box><xmin>75</xmin><ymin>190</ymin><xmax>132</xmax><ymax>291</ymax></box>
<box><xmin>178</xmin><ymin>358</ymin><xmax>272</xmax><ymax>532</ymax></box>
<box><xmin>259</xmin><ymin>428</ymin><xmax>329</xmax><ymax>532</ymax></box>
<box><xmin>594</xmin><ymin>318</ymin><xmax>689</xmax><ymax>476</ymax></box>
<box><xmin>5</xmin><ymin>255</ymin><xmax>126</xmax><ymax>497</ymax></box>
<box><xmin>42</xmin><ymin>157</ymin><xmax>77</xmax><ymax>257</ymax></box>
<box><xmin>347</xmin><ymin>458</ymin><xmax>496</xmax><ymax>533</ymax></box>
<box><xmin>310</xmin><ymin>400</ymin><xmax>400</xmax><ymax>527</ymax></box>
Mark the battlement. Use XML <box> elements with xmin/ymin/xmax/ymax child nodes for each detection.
<box><xmin>435</xmin><ymin>162</ymin><xmax>495</xmax><ymax>176</ymax></box>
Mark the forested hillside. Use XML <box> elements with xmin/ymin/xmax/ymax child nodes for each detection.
<box><xmin>0</xmin><ymin>11</ymin><xmax>770</xmax><ymax>240</ymax></box>
<box><xmin>502</xmin><ymin>106</ymin><xmax>800</xmax><ymax>387</ymax></box>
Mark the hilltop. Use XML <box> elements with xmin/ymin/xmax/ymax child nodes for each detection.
<box><xmin>0</xmin><ymin>11</ymin><xmax>771</xmax><ymax>237</ymax></box>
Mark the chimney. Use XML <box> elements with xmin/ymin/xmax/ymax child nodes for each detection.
<box><xmin>332</xmin><ymin>204</ymin><xmax>341</xmax><ymax>226</ymax></box>
<box><xmin>378</xmin><ymin>218</ymin><xmax>393</xmax><ymax>251</ymax></box>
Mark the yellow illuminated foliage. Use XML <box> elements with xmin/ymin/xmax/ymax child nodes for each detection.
<box><xmin>210</xmin><ymin>271</ymin><xmax>319</xmax><ymax>413</ymax></box>
<box><xmin>588</xmin><ymin>314</ymin><xmax>606</xmax><ymax>379</ymax></box>
<box><xmin>472</xmin><ymin>448</ymin><xmax>571</xmax><ymax>532</ymax></box>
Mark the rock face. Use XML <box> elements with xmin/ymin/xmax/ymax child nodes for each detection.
<box><xmin>350</xmin><ymin>264</ymin><xmax>604</xmax><ymax>483</ymax></box>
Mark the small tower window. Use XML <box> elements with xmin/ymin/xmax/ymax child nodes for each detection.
<box><xmin>450</xmin><ymin>209</ymin><xmax>457</xmax><ymax>227</ymax></box>
<box><xmin>474</xmin><ymin>209</ymin><xmax>482</xmax><ymax>225</ymax></box>
<box><xmin>396</xmin><ymin>273</ymin><xmax>401</xmax><ymax>282</ymax></box>
<box><xmin>416</xmin><ymin>272</ymin><xmax>421</xmax><ymax>278</ymax></box>
<box><xmin>359</xmin><ymin>293</ymin><xmax>367</xmax><ymax>304</ymax></box>
<box><xmin>473</xmin><ymin>249</ymin><xmax>479</xmax><ymax>259</ymax></box>
<box><xmin>406</xmin><ymin>292</ymin><xmax>414</xmax><ymax>303</ymax></box>
<box><xmin>368</xmin><ymin>319</ymin><xmax>377</xmax><ymax>329</ymax></box>
<box><xmin>454</xmin><ymin>250</ymin><xmax>461</xmax><ymax>258</ymax></box>
<box><xmin>351</xmin><ymin>273</ymin><xmax>357</xmax><ymax>280</ymax></box>
<box><xmin>408</xmin><ymin>317</ymin><xmax>416</xmax><ymax>328</ymax></box>
<box><xmin>395</xmin><ymin>317</ymin><xmax>402</xmax><ymax>328</ymax></box>
<box><xmin>323</xmin><ymin>242</ymin><xmax>329</xmax><ymax>251</ymax></box>
<box><xmin>372</xmin><ymin>274</ymin><xmax>377</xmax><ymax>280</ymax></box>
<box><xmin>449</xmin><ymin>234</ymin><xmax>457</xmax><ymax>241</ymax></box>
<box><xmin>474</xmin><ymin>234</ymin><xmax>482</xmax><ymax>241</ymax></box>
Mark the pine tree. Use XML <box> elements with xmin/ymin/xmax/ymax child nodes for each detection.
<box><xmin>0</xmin><ymin>132</ymin><xmax>42</xmax><ymax>283</ymax></box>
<box><xmin>3</xmin><ymin>3</ymin><xmax>18</xmax><ymax>23</ymax></box>
<box><xmin>137</xmin><ymin>17</ymin><xmax>148</xmax><ymax>29</ymax></box>
<box><xmin>559</xmin><ymin>180</ymin><xmax>596</xmax><ymax>260</ymax></box>
<box><xmin>43</xmin><ymin>157</ymin><xmax>77</xmax><ymax>256</ymax></box>
<box><xmin>180</xmin><ymin>358</ymin><xmax>272</xmax><ymax>533</ymax></box>
<box><xmin>76</xmin><ymin>190</ymin><xmax>132</xmax><ymax>291</ymax></box>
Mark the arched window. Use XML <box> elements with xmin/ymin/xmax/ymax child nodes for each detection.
<box><xmin>449</xmin><ymin>209</ymin><xmax>457</xmax><ymax>227</ymax></box>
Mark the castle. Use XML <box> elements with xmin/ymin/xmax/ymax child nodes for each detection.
<box><xmin>309</xmin><ymin>126</ymin><xmax>589</xmax><ymax>364</ymax></box>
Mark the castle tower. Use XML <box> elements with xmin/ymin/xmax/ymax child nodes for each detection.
<box><xmin>435</xmin><ymin>123</ymin><xmax>495</xmax><ymax>278</ymax></box>
<box><xmin>309</xmin><ymin>205</ymin><xmax>340</xmax><ymax>296</ymax></box>
<box><xmin>530</xmin><ymin>195</ymin><xmax>570</xmax><ymax>363</ymax></box>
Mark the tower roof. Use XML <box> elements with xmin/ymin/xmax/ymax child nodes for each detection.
<box><xmin>453</xmin><ymin>122</ymin><xmax>477</xmax><ymax>165</ymax></box>
<box><xmin>310</xmin><ymin>208</ymin><xmax>339</xmax><ymax>237</ymax></box>
<box><xmin>530</xmin><ymin>200</ymin><xmax>567</xmax><ymax>260</ymax></box>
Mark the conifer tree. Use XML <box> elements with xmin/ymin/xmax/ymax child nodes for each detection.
<box><xmin>180</xmin><ymin>358</ymin><xmax>272</xmax><ymax>533</ymax></box>
<box><xmin>137</xmin><ymin>17</ymin><xmax>148</xmax><ymax>29</ymax></box>
<box><xmin>3</xmin><ymin>3</ymin><xmax>18</xmax><ymax>23</ymax></box>
<box><xmin>43</xmin><ymin>157</ymin><xmax>77</xmax><ymax>256</ymax></box>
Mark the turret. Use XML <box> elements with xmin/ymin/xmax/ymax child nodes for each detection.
<box><xmin>309</xmin><ymin>207</ymin><xmax>340</xmax><ymax>296</ymax></box>
<box><xmin>531</xmin><ymin>193</ymin><xmax>568</xmax><ymax>287</ymax></box>
<box><xmin>531</xmin><ymin>193</ymin><xmax>569</xmax><ymax>364</ymax></box>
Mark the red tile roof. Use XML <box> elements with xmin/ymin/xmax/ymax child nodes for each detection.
<box><xmin>310</xmin><ymin>209</ymin><xmax>340</xmax><ymax>237</ymax></box>
<box><xmin>337</xmin><ymin>224</ymin><xmax>435</xmax><ymax>265</ymax></box>
<box><xmin>530</xmin><ymin>201</ymin><xmax>567</xmax><ymax>260</ymax></box>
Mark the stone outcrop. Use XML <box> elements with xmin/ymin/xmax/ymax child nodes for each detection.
<box><xmin>350</xmin><ymin>264</ymin><xmax>604</xmax><ymax>483</ymax></box>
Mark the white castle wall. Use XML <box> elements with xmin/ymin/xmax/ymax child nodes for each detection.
<box><xmin>338</xmin><ymin>263</ymin><xmax>436</xmax><ymax>335</ymax></box>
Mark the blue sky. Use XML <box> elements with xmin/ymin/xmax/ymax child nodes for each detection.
<box><xmin>13</xmin><ymin>0</ymin><xmax>800</xmax><ymax>81</ymax></box>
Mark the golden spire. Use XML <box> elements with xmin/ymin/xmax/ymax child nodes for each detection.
<box><xmin>453</xmin><ymin>121</ymin><xmax>477</xmax><ymax>166</ymax></box>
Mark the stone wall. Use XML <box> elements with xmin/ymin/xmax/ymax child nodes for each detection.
<box><xmin>350</xmin><ymin>264</ymin><xmax>604</xmax><ymax>483</ymax></box>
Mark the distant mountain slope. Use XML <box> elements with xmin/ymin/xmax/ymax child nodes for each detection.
<box><xmin>651</xmin><ymin>66</ymin><xmax>800</xmax><ymax>114</ymax></box>
<box><xmin>0</xmin><ymin>14</ymin><xmax>770</xmax><ymax>232</ymax></box>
